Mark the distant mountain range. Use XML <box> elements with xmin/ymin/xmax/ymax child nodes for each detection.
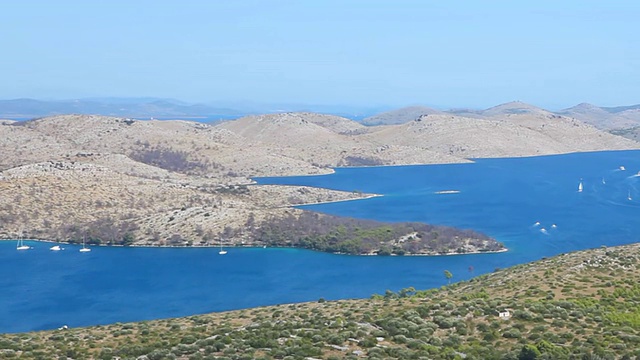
<box><xmin>0</xmin><ymin>98</ymin><xmax>383</xmax><ymax>121</ymax></box>
<box><xmin>0</xmin><ymin>98</ymin><xmax>244</xmax><ymax>121</ymax></box>
<box><xmin>2</xmin><ymin>98</ymin><xmax>640</xmax><ymax>130</ymax></box>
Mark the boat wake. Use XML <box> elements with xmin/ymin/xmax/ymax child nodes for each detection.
<box><xmin>434</xmin><ymin>190</ymin><xmax>461</xmax><ymax>195</ymax></box>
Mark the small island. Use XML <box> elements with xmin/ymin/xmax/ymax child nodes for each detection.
<box><xmin>254</xmin><ymin>211</ymin><xmax>504</xmax><ymax>256</ymax></box>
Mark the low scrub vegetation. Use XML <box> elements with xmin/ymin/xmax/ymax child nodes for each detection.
<box><xmin>253</xmin><ymin>211</ymin><xmax>502</xmax><ymax>255</ymax></box>
<box><xmin>129</xmin><ymin>146</ymin><xmax>208</xmax><ymax>174</ymax></box>
<box><xmin>338</xmin><ymin>155</ymin><xmax>386</xmax><ymax>167</ymax></box>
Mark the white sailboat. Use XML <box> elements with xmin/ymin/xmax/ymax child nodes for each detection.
<box><xmin>50</xmin><ymin>240</ymin><xmax>64</xmax><ymax>251</ymax></box>
<box><xmin>578</xmin><ymin>180</ymin><xmax>583</xmax><ymax>193</ymax></box>
<box><xmin>628</xmin><ymin>190</ymin><xmax>633</xmax><ymax>201</ymax></box>
<box><xmin>79</xmin><ymin>235</ymin><xmax>91</xmax><ymax>252</ymax></box>
<box><xmin>16</xmin><ymin>233</ymin><xmax>31</xmax><ymax>251</ymax></box>
<box><xmin>218</xmin><ymin>239</ymin><xmax>227</xmax><ymax>255</ymax></box>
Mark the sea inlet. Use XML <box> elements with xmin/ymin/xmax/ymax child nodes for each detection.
<box><xmin>3</xmin><ymin>150</ymin><xmax>640</xmax><ymax>333</ymax></box>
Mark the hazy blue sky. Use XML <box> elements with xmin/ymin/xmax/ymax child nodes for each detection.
<box><xmin>1</xmin><ymin>1</ymin><xmax>638</xmax><ymax>109</ymax></box>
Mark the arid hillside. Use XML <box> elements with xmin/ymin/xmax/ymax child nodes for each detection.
<box><xmin>367</xmin><ymin>101</ymin><xmax>640</xmax><ymax>132</ymax></box>
<box><xmin>362</xmin><ymin>112</ymin><xmax>638</xmax><ymax>159</ymax></box>
<box><xmin>361</xmin><ymin>105</ymin><xmax>444</xmax><ymax>125</ymax></box>
<box><xmin>558</xmin><ymin>103</ymin><xmax>640</xmax><ymax>130</ymax></box>
<box><xmin>217</xmin><ymin>111</ymin><xmax>639</xmax><ymax>166</ymax></box>
<box><xmin>0</xmin><ymin>112</ymin><xmax>638</xmax><ymax>249</ymax></box>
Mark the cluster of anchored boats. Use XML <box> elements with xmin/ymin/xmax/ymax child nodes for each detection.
<box><xmin>15</xmin><ymin>236</ymin><xmax>91</xmax><ymax>252</ymax></box>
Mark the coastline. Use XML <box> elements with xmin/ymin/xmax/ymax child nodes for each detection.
<box><xmin>1</xmin><ymin>238</ymin><xmax>507</xmax><ymax>257</ymax></box>
<box><xmin>286</xmin><ymin>193</ymin><xmax>383</xmax><ymax>208</ymax></box>
<box><xmin>257</xmin><ymin>149</ymin><xmax>640</xmax><ymax>180</ymax></box>
<box><xmin>399</xmin><ymin>247</ymin><xmax>508</xmax><ymax>257</ymax></box>
<box><xmin>277</xmin><ymin>148</ymin><xmax>640</xmax><ymax>178</ymax></box>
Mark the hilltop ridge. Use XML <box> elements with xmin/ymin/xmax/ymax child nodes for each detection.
<box><xmin>361</xmin><ymin>106</ymin><xmax>444</xmax><ymax>125</ymax></box>
<box><xmin>364</xmin><ymin>101</ymin><xmax>640</xmax><ymax>132</ymax></box>
<box><xmin>558</xmin><ymin>103</ymin><xmax>640</xmax><ymax>130</ymax></box>
<box><xmin>480</xmin><ymin>101</ymin><xmax>551</xmax><ymax>117</ymax></box>
<box><xmin>4</xmin><ymin>98</ymin><xmax>640</xmax><ymax>131</ymax></box>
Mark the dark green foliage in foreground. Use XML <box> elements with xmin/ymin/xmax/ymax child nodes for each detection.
<box><xmin>6</xmin><ymin>243</ymin><xmax>640</xmax><ymax>359</ymax></box>
<box><xmin>54</xmin><ymin>217</ymin><xmax>139</xmax><ymax>246</ymax></box>
<box><xmin>129</xmin><ymin>145</ymin><xmax>209</xmax><ymax>174</ymax></box>
<box><xmin>254</xmin><ymin>211</ymin><xmax>502</xmax><ymax>255</ymax></box>
<box><xmin>339</xmin><ymin>155</ymin><xmax>386</xmax><ymax>166</ymax></box>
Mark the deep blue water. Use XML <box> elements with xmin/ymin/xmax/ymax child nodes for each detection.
<box><xmin>2</xmin><ymin>150</ymin><xmax>640</xmax><ymax>333</ymax></box>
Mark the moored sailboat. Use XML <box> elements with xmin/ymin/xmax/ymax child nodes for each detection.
<box><xmin>16</xmin><ymin>233</ymin><xmax>31</xmax><ymax>251</ymax></box>
<box><xmin>218</xmin><ymin>239</ymin><xmax>227</xmax><ymax>255</ymax></box>
<box><xmin>80</xmin><ymin>234</ymin><xmax>91</xmax><ymax>252</ymax></box>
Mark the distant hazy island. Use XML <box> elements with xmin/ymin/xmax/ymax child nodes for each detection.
<box><xmin>1</xmin><ymin>104</ymin><xmax>639</xmax><ymax>254</ymax></box>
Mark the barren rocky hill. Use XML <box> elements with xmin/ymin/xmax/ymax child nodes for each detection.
<box><xmin>1</xmin><ymin>112</ymin><xmax>638</xmax><ymax>249</ymax></box>
<box><xmin>363</xmin><ymin>113</ymin><xmax>639</xmax><ymax>159</ymax></box>
<box><xmin>361</xmin><ymin>106</ymin><xmax>443</xmax><ymax>125</ymax></box>
<box><xmin>215</xmin><ymin>112</ymin><xmax>467</xmax><ymax>167</ymax></box>
<box><xmin>363</xmin><ymin>101</ymin><xmax>551</xmax><ymax>125</ymax></box>
<box><xmin>480</xmin><ymin>101</ymin><xmax>551</xmax><ymax>117</ymax></box>
<box><xmin>366</xmin><ymin>101</ymin><xmax>640</xmax><ymax>132</ymax></box>
<box><xmin>558</xmin><ymin>103</ymin><xmax>640</xmax><ymax>130</ymax></box>
<box><xmin>0</xmin><ymin>159</ymin><xmax>367</xmax><ymax>247</ymax></box>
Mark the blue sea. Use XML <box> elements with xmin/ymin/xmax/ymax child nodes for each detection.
<box><xmin>2</xmin><ymin>150</ymin><xmax>640</xmax><ymax>333</ymax></box>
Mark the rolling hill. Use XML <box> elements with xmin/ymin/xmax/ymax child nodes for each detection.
<box><xmin>0</xmin><ymin>112</ymin><xmax>638</xmax><ymax>251</ymax></box>
<box><xmin>480</xmin><ymin>101</ymin><xmax>551</xmax><ymax>117</ymax></box>
<box><xmin>361</xmin><ymin>106</ymin><xmax>444</xmax><ymax>125</ymax></box>
<box><xmin>364</xmin><ymin>101</ymin><xmax>640</xmax><ymax>132</ymax></box>
<box><xmin>558</xmin><ymin>103</ymin><xmax>640</xmax><ymax>130</ymax></box>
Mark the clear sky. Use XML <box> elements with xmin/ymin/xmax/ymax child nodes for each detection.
<box><xmin>1</xmin><ymin>0</ymin><xmax>638</xmax><ymax>110</ymax></box>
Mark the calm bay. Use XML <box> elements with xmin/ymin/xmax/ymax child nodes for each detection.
<box><xmin>3</xmin><ymin>150</ymin><xmax>640</xmax><ymax>333</ymax></box>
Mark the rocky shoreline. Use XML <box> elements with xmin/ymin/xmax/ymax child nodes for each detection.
<box><xmin>1</xmin><ymin>237</ymin><xmax>508</xmax><ymax>256</ymax></box>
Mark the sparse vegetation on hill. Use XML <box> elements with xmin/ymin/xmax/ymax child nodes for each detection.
<box><xmin>253</xmin><ymin>211</ymin><xmax>502</xmax><ymax>255</ymax></box>
<box><xmin>362</xmin><ymin>101</ymin><xmax>640</xmax><ymax>132</ymax></box>
<box><xmin>0</xmin><ymin>112</ymin><xmax>637</xmax><ymax>253</ymax></box>
<box><xmin>361</xmin><ymin>105</ymin><xmax>443</xmax><ymax>125</ymax></box>
<box><xmin>129</xmin><ymin>145</ymin><xmax>209</xmax><ymax>174</ymax></box>
<box><xmin>611</xmin><ymin>126</ymin><xmax>640</xmax><ymax>142</ymax></box>
<box><xmin>559</xmin><ymin>103</ymin><xmax>640</xmax><ymax>131</ymax></box>
<box><xmin>4</xmin><ymin>243</ymin><xmax>640</xmax><ymax>359</ymax></box>
<box><xmin>2</xmin><ymin>112</ymin><xmax>640</xmax><ymax>357</ymax></box>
